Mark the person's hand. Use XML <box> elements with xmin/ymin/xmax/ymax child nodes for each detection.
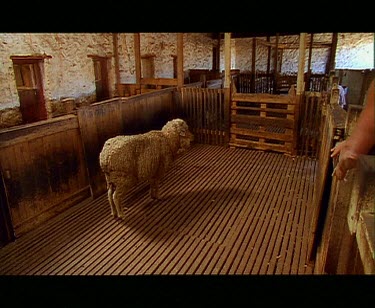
<box><xmin>330</xmin><ymin>140</ymin><xmax>359</xmax><ymax>180</ymax></box>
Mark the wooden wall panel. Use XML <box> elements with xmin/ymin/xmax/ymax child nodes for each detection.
<box><xmin>0</xmin><ymin>115</ymin><xmax>90</xmax><ymax>237</ymax></box>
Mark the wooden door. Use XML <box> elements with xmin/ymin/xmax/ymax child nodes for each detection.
<box><xmin>12</xmin><ymin>60</ymin><xmax>47</xmax><ymax>123</ymax></box>
<box><xmin>93</xmin><ymin>57</ymin><xmax>110</xmax><ymax>101</ymax></box>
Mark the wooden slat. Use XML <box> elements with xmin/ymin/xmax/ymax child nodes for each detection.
<box><xmin>232</xmin><ymin>93</ymin><xmax>293</xmax><ymax>104</ymax></box>
<box><xmin>224</xmin><ymin>152</ymin><xmax>287</xmax><ymax>274</ymax></box>
<box><xmin>232</xmin><ymin>114</ymin><xmax>294</xmax><ymax>129</ymax></box>
<box><xmin>0</xmin><ymin>145</ymin><xmax>316</xmax><ymax>275</ymax></box>
<box><xmin>231</xmin><ymin>127</ymin><xmax>293</xmax><ymax>142</ymax></box>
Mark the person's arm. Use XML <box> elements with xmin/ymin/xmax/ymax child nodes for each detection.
<box><xmin>331</xmin><ymin>79</ymin><xmax>375</xmax><ymax>180</ymax></box>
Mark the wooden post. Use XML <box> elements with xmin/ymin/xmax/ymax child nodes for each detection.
<box><xmin>266</xmin><ymin>35</ymin><xmax>271</xmax><ymax>74</ymax></box>
<box><xmin>296</xmin><ymin>33</ymin><xmax>307</xmax><ymax>96</ymax></box>
<box><xmin>325</xmin><ymin>33</ymin><xmax>338</xmax><ymax>75</ymax></box>
<box><xmin>224</xmin><ymin>33</ymin><xmax>231</xmax><ymax>89</ymax></box>
<box><xmin>217</xmin><ymin>34</ymin><xmax>221</xmax><ymax>73</ymax></box>
<box><xmin>250</xmin><ymin>37</ymin><xmax>256</xmax><ymax>92</ymax></box>
<box><xmin>295</xmin><ymin>33</ymin><xmax>307</xmax><ymax>155</ymax></box>
<box><xmin>224</xmin><ymin>33</ymin><xmax>231</xmax><ymax>145</ymax></box>
<box><xmin>273</xmin><ymin>33</ymin><xmax>279</xmax><ymax>94</ymax></box>
<box><xmin>177</xmin><ymin>33</ymin><xmax>184</xmax><ymax>87</ymax></box>
<box><xmin>112</xmin><ymin>33</ymin><xmax>121</xmax><ymax>96</ymax></box>
<box><xmin>305</xmin><ymin>33</ymin><xmax>314</xmax><ymax>91</ymax></box>
<box><xmin>134</xmin><ymin>33</ymin><xmax>141</xmax><ymax>94</ymax></box>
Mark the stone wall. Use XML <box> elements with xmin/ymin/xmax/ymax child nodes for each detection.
<box><xmin>233</xmin><ymin>33</ymin><xmax>374</xmax><ymax>73</ymax></box>
<box><xmin>0</xmin><ymin>32</ymin><xmax>373</xmax><ymax>128</ymax></box>
<box><xmin>0</xmin><ymin>33</ymin><xmax>115</xmax><ymax>127</ymax></box>
<box><xmin>117</xmin><ymin>33</ymin><xmax>214</xmax><ymax>83</ymax></box>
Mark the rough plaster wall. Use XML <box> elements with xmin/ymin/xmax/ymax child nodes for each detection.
<box><xmin>118</xmin><ymin>33</ymin><xmax>214</xmax><ymax>83</ymax></box>
<box><xmin>336</xmin><ymin>33</ymin><xmax>374</xmax><ymax>69</ymax></box>
<box><xmin>0</xmin><ymin>33</ymin><xmax>115</xmax><ymax>111</ymax></box>
<box><xmin>1</xmin><ymin>32</ymin><xmax>373</xmax><ymax>114</ymax></box>
<box><xmin>233</xmin><ymin>33</ymin><xmax>374</xmax><ymax>73</ymax></box>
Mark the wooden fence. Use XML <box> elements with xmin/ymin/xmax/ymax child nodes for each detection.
<box><xmin>311</xmin><ymin>99</ymin><xmax>374</xmax><ymax>274</ymax></box>
<box><xmin>297</xmin><ymin>91</ymin><xmax>328</xmax><ymax>157</ymax></box>
<box><xmin>233</xmin><ymin>71</ymin><xmax>329</xmax><ymax>95</ymax></box>
<box><xmin>307</xmin><ymin>101</ymin><xmax>346</xmax><ymax>263</ymax></box>
<box><xmin>315</xmin><ymin>154</ymin><xmax>375</xmax><ymax>274</ymax></box>
<box><xmin>77</xmin><ymin>88</ymin><xmax>175</xmax><ymax>198</ymax></box>
<box><xmin>177</xmin><ymin>87</ymin><xmax>227</xmax><ymax>146</ymax></box>
<box><xmin>230</xmin><ymin>86</ymin><xmax>297</xmax><ymax>155</ymax></box>
<box><xmin>0</xmin><ymin>115</ymin><xmax>90</xmax><ymax>237</ymax></box>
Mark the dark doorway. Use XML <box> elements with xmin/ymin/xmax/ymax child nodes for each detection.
<box><xmin>12</xmin><ymin>57</ymin><xmax>47</xmax><ymax>124</ymax></box>
<box><xmin>92</xmin><ymin>56</ymin><xmax>110</xmax><ymax>101</ymax></box>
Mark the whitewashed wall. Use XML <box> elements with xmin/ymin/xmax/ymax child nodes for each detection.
<box><xmin>233</xmin><ymin>33</ymin><xmax>374</xmax><ymax>73</ymax></box>
<box><xmin>117</xmin><ymin>33</ymin><xmax>214</xmax><ymax>83</ymax></box>
<box><xmin>0</xmin><ymin>33</ymin><xmax>115</xmax><ymax>111</ymax></box>
<box><xmin>0</xmin><ymin>32</ymin><xmax>373</xmax><ymax>115</ymax></box>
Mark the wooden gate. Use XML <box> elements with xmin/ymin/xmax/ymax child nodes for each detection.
<box><xmin>178</xmin><ymin>87</ymin><xmax>226</xmax><ymax>146</ymax></box>
<box><xmin>230</xmin><ymin>86</ymin><xmax>297</xmax><ymax>155</ymax></box>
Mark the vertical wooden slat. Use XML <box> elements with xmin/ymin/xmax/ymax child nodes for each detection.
<box><xmin>224</xmin><ymin>33</ymin><xmax>231</xmax><ymax>89</ymax></box>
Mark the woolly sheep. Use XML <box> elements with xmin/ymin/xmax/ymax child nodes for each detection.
<box><xmin>99</xmin><ymin>118</ymin><xmax>193</xmax><ymax>219</ymax></box>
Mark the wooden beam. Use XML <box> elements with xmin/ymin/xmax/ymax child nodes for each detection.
<box><xmin>273</xmin><ymin>34</ymin><xmax>279</xmax><ymax>94</ymax></box>
<box><xmin>217</xmin><ymin>34</ymin><xmax>221</xmax><ymax>72</ymax></box>
<box><xmin>296</xmin><ymin>33</ymin><xmax>307</xmax><ymax>96</ymax></box>
<box><xmin>134</xmin><ymin>33</ymin><xmax>141</xmax><ymax>93</ymax></box>
<box><xmin>251</xmin><ymin>37</ymin><xmax>256</xmax><ymax>92</ymax></box>
<box><xmin>224</xmin><ymin>33</ymin><xmax>231</xmax><ymax>145</ymax></box>
<box><xmin>256</xmin><ymin>38</ymin><xmax>332</xmax><ymax>49</ymax></box>
<box><xmin>224</xmin><ymin>33</ymin><xmax>231</xmax><ymax>89</ymax></box>
<box><xmin>305</xmin><ymin>33</ymin><xmax>314</xmax><ymax>91</ymax></box>
<box><xmin>140</xmin><ymin>78</ymin><xmax>178</xmax><ymax>86</ymax></box>
<box><xmin>266</xmin><ymin>36</ymin><xmax>271</xmax><ymax>74</ymax></box>
<box><xmin>112</xmin><ymin>33</ymin><xmax>120</xmax><ymax>96</ymax></box>
<box><xmin>326</xmin><ymin>33</ymin><xmax>338</xmax><ymax>74</ymax></box>
<box><xmin>177</xmin><ymin>33</ymin><xmax>184</xmax><ymax>87</ymax></box>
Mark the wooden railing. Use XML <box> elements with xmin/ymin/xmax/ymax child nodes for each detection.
<box><xmin>307</xmin><ymin>99</ymin><xmax>346</xmax><ymax>263</ymax></box>
<box><xmin>315</xmin><ymin>154</ymin><xmax>375</xmax><ymax>274</ymax></box>
<box><xmin>310</xmin><ymin>96</ymin><xmax>375</xmax><ymax>274</ymax></box>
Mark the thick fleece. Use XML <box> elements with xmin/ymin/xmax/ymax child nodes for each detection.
<box><xmin>99</xmin><ymin>118</ymin><xmax>193</xmax><ymax>218</ymax></box>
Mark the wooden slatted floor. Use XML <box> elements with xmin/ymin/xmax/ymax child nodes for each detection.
<box><xmin>0</xmin><ymin>144</ymin><xmax>316</xmax><ymax>275</ymax></box>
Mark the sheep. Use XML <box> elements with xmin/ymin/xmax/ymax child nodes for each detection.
<box><xmin>99</xmin><ymin>118</ymin><xmax>193</xmax><ymax>219</ymax></box>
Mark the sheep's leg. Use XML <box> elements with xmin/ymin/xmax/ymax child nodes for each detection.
<box><xmin>107</xmin><ymin>184</ymin><xmax>117</xmax><ymax>217</ymax></box>
<box><xmin>105</xmin><ymin>175</ymin><xmax>117</xmax><ymax>217</ymax></box>
<box><xmin>113</xmin><ymin>181</ymin><xmax>133</xmax><ymax>219</ymax></box>
<box><xmin>149</xmin><ymin>178</ymin><xmax>159</xmax><ymax>199</ymax></box>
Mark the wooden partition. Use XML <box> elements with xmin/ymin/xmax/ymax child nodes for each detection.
<box><xmin>77</xmin><ymin>88</ymin><xmax>175</xmax><ymax>198</ymax></box>
<box><xmin>307</xmin><ymin>101</ymin><xmax>346</xmax><ymax>263</ymax></box>
<box><xmin>230</xmin><ymin>85</ymin><xmax>297</xmax><ymax>155</ymax></box>
<box><xmin>0</xmin><ymin>115</ymin><xmax>90</xmax><ymax>237</ymax></box>
<box><xmin>298</xmin><ymin>91</ymin><xmax>328</xmax><ymax>157</ymax></box>
<box><xmin>177</xmin><ymin>87</ymin><xmax>227</xmax><ymax>146</ymax></box>
<box><xmin>314</xmin><ymin>154</ymin><xmax>375</xmax><ymax>274</ymax></box>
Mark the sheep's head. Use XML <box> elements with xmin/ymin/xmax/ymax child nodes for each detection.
<box><xmin>162</xmin><ymin>118</ymin><xmax>194</xmax><ymax>155</ymax></box>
